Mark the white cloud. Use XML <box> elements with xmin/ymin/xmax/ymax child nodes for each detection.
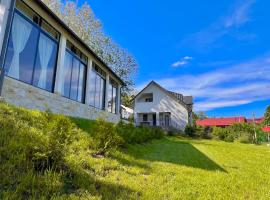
<box><xmin>172</xmin><ymin>56</ymin><xmax>193</xmax><ymax>67</ymax></box>
<box><xmin>224</xmin><ymin>0</ymin><xmax>255</xmax><ymax>28</ymax></box>
<box><xmin>183</xmin><ymin>56</ymin><xmax>193</xmax><ymax>61</ymax></box>
<box><xmin>137</xmin><ymin>54</ymin><xmax>270</xmax><ymax>112</ymax></box>
<box><xmin>172</xmin><ymin>61</ymin><xmax>188</xmax><ymax>67</ymax></box>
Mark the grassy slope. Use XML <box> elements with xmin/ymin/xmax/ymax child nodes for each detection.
<box><xmin>1</xmin><ymin>103</ymin><xmax>270</xmax><ymax>199</ymax></box>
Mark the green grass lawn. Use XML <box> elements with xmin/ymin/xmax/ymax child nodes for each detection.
<box><xmin>1</xmin><ymin>103</ymin><xmax>270</xmax><ymax>199</ymax></box>
<box><xmin>68</xmin><ymin>136</ymin><xmax>270</xmax><ymax>199</ymax></box>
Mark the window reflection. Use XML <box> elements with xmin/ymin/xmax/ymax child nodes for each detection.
<box><xmin>108</xmin><ymin>79</ymin><xmax>118</xmax><ymax>114</ymax></box>
<box><xmin>4</xmin><ymin>12</ymin><xmax>58</xmax><ymax>92</ymax></box>
<box><xmin>61</xmin><ymin>50</ymin><xmax>87</xmax><ymax>103</ymax></box>
<box><xmin>88</xmin><ymin>64</ymin><xmax>105</xmax><ymax>110</ymax></box>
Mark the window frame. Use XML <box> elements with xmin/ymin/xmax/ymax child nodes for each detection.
<box><xmin>143</xmin><ymin>114</ymin><xmax>148</xmax><ymax>122</ymax></box>
<box><xmin>107</xmin><ymin>78</ymin><xmax>118</xmax><ymax>114</ymax></box>
<box><xmin>89</xmin><ymin>64</ymin><xmax>106</xmax><ymax>110</ymax></box>
<box><xmin>62</xmin><ymin>48</ymin><xmax>87</xmax><ymax>104</ymax></box>
<box><xmin>4</xmin><ymin>7</ymin><xmax>60</xmax><ymax>93</ymax></box>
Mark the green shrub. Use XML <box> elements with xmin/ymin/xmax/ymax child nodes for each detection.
<box><xmin>152</xmin><ymin>127</ymin><xmax>165</xmax><ymax>139</ymax></box>
<box><xmin>212</xmin><ymin>127</ymin><xmax>235</xmax><ymax>142</ymax></box>
<box><xmin>0</xmin><ymin>103</ymin><xmax>89</xmax><ymax>199</ymax></box>
<box><xmin>184</xmin><ymin>125</ymin><xmax>196</xmax><ymax>137</ymax></box>
<box><xmin>116</xmin><ymin>122</ymin><xmax>165</xmax><ymax>145</ymax></box>
<box><xmin>116</xmin><ymin>121</ymin><xmax>136</xmax><ymax>144</ymax></box>
<box><xmin>167</xmin><ymin>127</ymin><xmax>182</xmax><ymax>136</ymax></box>
<box><xmin>202</xmin><ymin>126</ymin><xmax>213</xmax><ymax>139</ymax></box>
<box><xmin>92</xmin><ymin>119</ymin><xmax>123</xmax><ymax>155</ymax></box>
<box><xmin>238</xmin><ymin>133</ymin><xmax>252</xmax><ymax>143</ymax></box>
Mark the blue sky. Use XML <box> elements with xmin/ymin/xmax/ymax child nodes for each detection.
<box><xmin>80</xmin><ymin>0</ymin><xmax>270</xmax><ymax>118</ymax></box>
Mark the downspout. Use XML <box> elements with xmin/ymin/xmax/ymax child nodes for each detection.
<box><xmin>0</xmin><ymin>0</ymin><xmax>16</xmax><ymax>96</ymax></box>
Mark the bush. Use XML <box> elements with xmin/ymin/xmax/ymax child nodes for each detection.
<box><xmin>212</xmin><ymin>127</ymin><xmax>235</xmax><ymax>142</ymax></box>
<box><xmin>167</xmin><ymin>127</ymin><xmax>182</xmax><ymax>136</ymax></box>
<box><xmin>230</xmin><ymin>123</ymin><xmax>266</xmax><ymax>144</ymax></box>
<box><xmin>92</xmin><ymin>119</ymin><xmax>123</xmax><ymax>155</ymax></box>
<box><xmin>0</xmin><ymin>103</ymin><xmax>89</xmax><ymax>199</ymax></box>
<box><xmin>116</xmin><ymin>121</ymin><xmax>165</xmax><ymax>145</ymax></box>
<box><xmin>184</xmin><ymin>125</ymin><xmax>196</xmax><ymax>137</ymax></box>
<box><xmin>238</xmin><ymin>133</ymin><xmax>252</xmax><ymax>143</ymax></box>
<box><xmin>116</xmin><ymin>121</ymin><xmax>136</xmax><ymax>144</ymax></box>
<box><xmin>202</xmin><ymin>126</ymin><xmax>213</xmax><ymax>139</ymax></box>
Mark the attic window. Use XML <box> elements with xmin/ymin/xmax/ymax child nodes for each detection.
<box><xmin>145</xmin><ymin>98</ymin><xmax>153</xmax><ymax>102</ymax></box>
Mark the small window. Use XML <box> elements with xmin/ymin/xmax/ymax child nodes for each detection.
<box><xmin>145</xmin><ymin>98</ymin><xmax>153</xmax><ymax>102</ymax></box>
<box><xmin>80</xmin><ymin>53</ymin><xmax>88</xmax><ymax>65</ymax></box>
<box><xmin>93</xmin><ymin>63</ymin><xmax>106</xmax><ymax>77</ymax></box>
<box><xmin>16</xmin><ymin>0</ymin><xmax>40</xmax><ymax>25</ymax></box>
<box><xmin>16</xmin><ymin>0</ymin><xmax>59</xmax><ymax>41</ymax></box>
<box><xmin>66</xmin><ymin>40</ymin><xmax>88</xmax><ymax>64</ymax></box>
<box><xmin>41</xmin><ymin>20</ymin><xmax>59</xmax><ymax>40</ymax></box>
<box><xmin>143</xmin><ymin>114</ymin><xmax>148</xmax><ymax>122</ymax></box>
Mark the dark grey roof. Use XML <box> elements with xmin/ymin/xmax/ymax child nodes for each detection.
<box><xmin>35</xmin><ymin>0</ymin><xmax>125</xmax><ymax>85</ymax></box>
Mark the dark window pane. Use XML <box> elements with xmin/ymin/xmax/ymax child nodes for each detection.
<box><xmin>89</xmin><ymin>70</ymin><xmax>96</xmax><ymax>106</ymax></box>
<box><xmin>62</xmin><ymin>51</ymin><xmax>73</xmax><ymax>98</ymax></box>
<box><xmin>107</xmin><ymin>84</ymin><xmax>112</xmax><ymax>112</ymax></box>
<box><xmin>77</xmin><ymin>63</ymin><xmax>86</xmax><ymax>102</ymax></box>
<box><xmin>112</xmin><ymin>87</ymin><xmax>117</xmax><ymax>114</ymax></box>
<box><xmin>33</xmin><ymin>33</ymin><xmax>57</xmax><ymax>91</ymax></box>
<box><xmin>95</xmin><ymin>75</ymin><xmax>101</xmax><ymax>109</ymax></box>
<box><xmin>88</xmin><ymin>69</ymin><xmax>105</xmax><ymax>109</ymax></box>
<box><xmin>107</xmin><ymin>79</ymin><xmax>118</xmax><ymax>114</ymax></box>
<box><xmin>100</xmin><ymin>78</ymin><xmax>105</xmax><ymax>109</ymax></box>
<box><xmin>70</xmin><ymin>58</ymin><xmax>80</xmax><ymax>101</ymax></box>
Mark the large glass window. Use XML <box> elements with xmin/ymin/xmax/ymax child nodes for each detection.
<box><xmin>108</xmin><ymin>79</ymin><xmax>118</xmax><ymax>114</ymax></box>
<box><xmin>61</xmin><ymin>50</ymin><xmax>87</xmax><ymax>103</ymax></box>
<box><xmin>4</xmin><ymin>3</ymin><xmax>59</xmax><ymax>92</ymax></box>
<box><xmin>88</xmin><ymin>63</ymin><xmax>105</xmax><ymax>110</ymax></box>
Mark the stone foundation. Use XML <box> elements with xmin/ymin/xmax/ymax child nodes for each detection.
<box><xmin>1</xmin><ymin>77</ymin><xmax>120</xmax><ymax>123</ymax></box>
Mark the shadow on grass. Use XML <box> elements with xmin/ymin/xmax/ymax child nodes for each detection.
<box><xmin>63</xmin><ymin>166</ymin><xmax>139</xmax><ymax>200</ymax></box>
<box><xmin>120</xmin><ymin>137</ymin><xmax>227</xmax><ymax>172</ymax></box>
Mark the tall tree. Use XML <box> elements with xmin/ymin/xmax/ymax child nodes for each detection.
<box><xmin>42</xmin><ymin>0</ymin><xmax>137</xmax><ymax>94</ymax></box>
<box><xmin>197</xmin><ymin>111</ymin><xmax>207</xmax><ymax>120</ymax></box>
<box><xmin>264</xmin><ymin>105</ymin><xmax>270</xmax><ymax>126</ymax></box>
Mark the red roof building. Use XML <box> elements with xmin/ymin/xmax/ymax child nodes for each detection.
<box><xmin>196</xmin><ymin>117</ymin><xmax>246</xmax><ymax>127</ymax></box>
<box><xmin>262</xmin><ymin>126</ymin><xmax>270</xmax><ymax>133</ymax></box>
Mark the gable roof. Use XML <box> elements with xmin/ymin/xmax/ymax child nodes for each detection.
<box><xmin>134</xmin><ymin>81</ymin><xmax>193</xmax><ymax>108</ymax></box>
<box><xmin>196</xmin><ymin>117</ymin><xmax>246</xmax><ymax>127</ymax></box>
<box><xmin>34</xmin><ymin>0</ymin><xmax>125</xmax><ymax>85</ymax></box>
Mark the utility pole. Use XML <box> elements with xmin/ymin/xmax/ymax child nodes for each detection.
<box><xmin>253</xmin><ymin>112</ymin><xmax>257</xmax><ymax>143</ymax></box>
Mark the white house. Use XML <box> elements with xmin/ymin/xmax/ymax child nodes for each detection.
<box><xmin>134</xmin><ymin>81</ymin><xmax>193</xmax><ymax>131</ymax></box>
<box><xmin>0</xmin><ymin>0</ymin><xmax>124</xmax><ymax>123</ymax></box>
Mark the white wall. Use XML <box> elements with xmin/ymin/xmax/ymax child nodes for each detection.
<box><xmin>134</xmin><ymin>83</ymin><xmax>189</xmax><ymax>130</ymax></box>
